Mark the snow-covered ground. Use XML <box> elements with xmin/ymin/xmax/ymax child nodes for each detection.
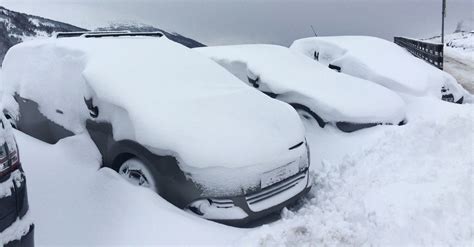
<box><xmin>13</xmin><ymin>94</ymin><xmax>473</xmax><ymax>246</ymax></box>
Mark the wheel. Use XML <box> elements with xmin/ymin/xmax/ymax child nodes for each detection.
<box><xmin>118</xmin><ymin>158</ymin><xmax>158</xmax><ymax>192</ymax></box>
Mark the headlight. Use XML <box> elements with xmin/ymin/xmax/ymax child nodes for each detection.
<box><xmin>299</xmin><ymin>139</ymin><xmax>310</xmax><ymax>171</ymax></box>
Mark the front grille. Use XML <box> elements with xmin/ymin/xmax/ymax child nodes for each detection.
<box><xmin>246</xmin><ymin>171</ymin><xmax>306</xmax><ymax>205</ymax></box>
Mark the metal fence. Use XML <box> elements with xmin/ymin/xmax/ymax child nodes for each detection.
<box><xmin>394</xmin><ymin>37</ymin><xmax>444</xmax><ymax>70</ymax></box>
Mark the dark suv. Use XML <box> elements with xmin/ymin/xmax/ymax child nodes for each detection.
<box><xmin>0</xmin><ymin>116</ymin><xmax>34</xmax><ymax>247</ymax></box>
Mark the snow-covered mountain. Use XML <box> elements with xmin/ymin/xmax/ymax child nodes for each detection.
<box><xmin>0</xmin><ymin>6</ymin><xmax>85</xmax><ymax>62</ymax></box>
<box><xmin>0</xmin><ymin>6</ymin><xmax>205</xmax><ymax>64</ymax></box>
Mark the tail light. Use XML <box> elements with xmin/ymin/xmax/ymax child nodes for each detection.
<box><xmin>0</xmin><ymin>144</ymin><xmax>9</xmax><ymax>175</ymax></box>
<box><xmin>0</xmin><ymin>137</ymin><xmax>20</xmax><ymax>177</ymax></box>
<box><xmin>6</xmin><ymin>135</ymin><xmax>20</xmax><ymax>165</ymax></box>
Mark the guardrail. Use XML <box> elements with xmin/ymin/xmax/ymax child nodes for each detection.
<box><xmin>394</xmin><ymin>37</ymin><xmax>444</xmax><ymax>70</ymax></box>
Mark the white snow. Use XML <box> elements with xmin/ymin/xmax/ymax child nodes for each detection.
<box><xmin>0</xmin><ymin>35</ymin><xmax>473</xmax><ymax>246</ymax></box>
<box><xmin>28</xmin><ymin>18</ymin><xmax>40</xmax><ymax>27</ymax></box>
<box><xmin>197</xmin><ymin>44</ymin><xmax>406</xmax><ymax>125</ymax></box>
<box><xmin>291</xmin><ymin>36</ymin><xmax>471</xmax><ymax>102</ymax></box>
<box><xmin>424</xmin><ymin>32</ymin><xmax>474</xmax><ymax>94</ymax></box>
<box><xmin>445</xmin><ymin>33</ymin><xmax>474</xmax><ymax>65</ymax></box>
<box><xmin>0</xmin><ymin>170</ymin><xmax>22</xmax><ymax>199</ymax></box>
<box><xmin>239</xmin><ymin>96</ymin><xmax>474</xmax><ymax>246</ymax></box>
<box><xmin>0</xmin><ymin>36</ymin><xmax>305</xmax><ymax>182</ymax></box>
<box><xmin>11</xmin><ymin>93</ymin><xmax>473</xmax><ymax>246</ymax></box>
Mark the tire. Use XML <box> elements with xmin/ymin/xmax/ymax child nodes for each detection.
<box><xmin>118</xmin><ymin>158</ymin><xmax>159</xmax><ymax>193</ymax></box>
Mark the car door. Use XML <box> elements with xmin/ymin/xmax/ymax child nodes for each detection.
<box><xmin>14</xmin><ymin>95</ymin><xmax>74</xmax><ymax>144</ymax></box>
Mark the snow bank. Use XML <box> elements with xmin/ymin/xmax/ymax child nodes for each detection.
<box><xmin>1</xmin><ymin>37</ymin><xmax>304</xmax><ymax>174</ymax></box>
<box><xmin>197</xmin><ymin>44</ymin><xmax>406</xmax><ymax>125</ymax></box>
<box><xmin>240</xmin><ymin>97</ymin><xmax>474</xmax><ymax>246</ymax></box>
<box><xmin>291</xmin><ymin>36</ymin><xmax>471</xmax><ymax>102</ymax></box>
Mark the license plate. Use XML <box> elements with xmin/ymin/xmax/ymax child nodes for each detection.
<box><xmin>261</xmin><ymin>161</ymin><xmax>299</xmax><ymax>188</ymax></box>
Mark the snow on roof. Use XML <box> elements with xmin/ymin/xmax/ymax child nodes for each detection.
<box><xmin>196</xmin><ymin>44</ymin><xmax>406</xmax><ymax>125</ymax></box>
<box><xmin>1</xmin><ymin>36</ymin><xmax>304</xmax><ymax>170</ymax></box>
<box><xmin>290</xmin><ymin>36</ymin><xmax>470</xmax><ymax>99</ymax></box>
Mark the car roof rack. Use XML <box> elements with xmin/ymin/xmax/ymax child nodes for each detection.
<box><xmin>55</xmin><ymin>31</ymin><xmax>163</xmax><ymax>39</ymax></box>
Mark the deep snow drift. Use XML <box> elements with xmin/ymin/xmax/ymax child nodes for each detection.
<box><xmin>240</xmin><ymin>97</ymin><xmax>474</xmax><ymax>246</ymax></box>
<box><xmin>10</xmin><ymin>95</ymin><xmax>473</xmax><ymax>246</ymax></box>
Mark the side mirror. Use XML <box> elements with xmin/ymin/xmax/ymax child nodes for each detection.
<box><xmin>84</xmin><ymin>97</ymin><xmax>99</xmax><ymax>118</ymax></box>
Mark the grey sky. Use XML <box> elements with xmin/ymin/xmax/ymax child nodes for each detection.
<box><xmin>1</xmin><ymin>0</ymin><xmax>472</xmax><ymax>46</ymax></box>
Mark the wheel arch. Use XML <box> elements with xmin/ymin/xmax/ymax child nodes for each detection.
<box><xmin>289</xmin><ymin>103</ymin><xmax>327</xmax><ymax>128</ymax></box>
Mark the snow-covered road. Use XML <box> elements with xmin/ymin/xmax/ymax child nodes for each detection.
<box><xmin>16</xmin><ymin>96</ymin><xmax>473</xmax><ymax>246</ymax></box>
<box><xmin>445</xmin><ymin>52</ymin><xmax>474</xmax><ymax>94</ymax></box>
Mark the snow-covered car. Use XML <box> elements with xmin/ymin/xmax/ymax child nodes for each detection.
<box><xmin>0</xmin><ymin>32</ymin><xmax>312</xmax><ymax>225</ymax></box>
<box><xmin>196</xmin><ymin>45</ymin><xmax>406</xmax><ymax>132</ymax></box>
<box><xmin>0</xmin><ymin>115</ymin><xmax>34</xmax><ymax>246</ymax></box>
<box><xmin>291</xmin><ymin>36</ymin><xmax>471</xmax><ymax>103</ymax></box>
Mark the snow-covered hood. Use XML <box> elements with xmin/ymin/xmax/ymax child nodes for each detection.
<box><xmin>1</xmin><ymin>37</ymin><xmax>305</xmax><ymax>170</ymax></box>
<box><xmin>291</xmin><ymin>36</ymin><xmax>470</xmax><ymax>100</ymax></box>
<box><xmin>196</xmin><ymin>44</ymin><xmax>406</xmax><ymax>125</ymax></box>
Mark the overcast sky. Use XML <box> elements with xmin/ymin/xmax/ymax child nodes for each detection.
<box><xmin>1</xmin><ymin>0</ymin><xmax>472</xmax><ymax>46</ymax></box>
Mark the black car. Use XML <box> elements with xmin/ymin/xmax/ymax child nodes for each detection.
<box><xmin>0</xmin><ymin>116</ymin><xmax>34</xmax><ymax>247</ymax></box>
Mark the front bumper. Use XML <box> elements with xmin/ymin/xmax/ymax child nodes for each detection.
<box><xmin>188</xmin><ymin>169</ymin><xmax>312</xmax><ymax>226</ymax></box>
